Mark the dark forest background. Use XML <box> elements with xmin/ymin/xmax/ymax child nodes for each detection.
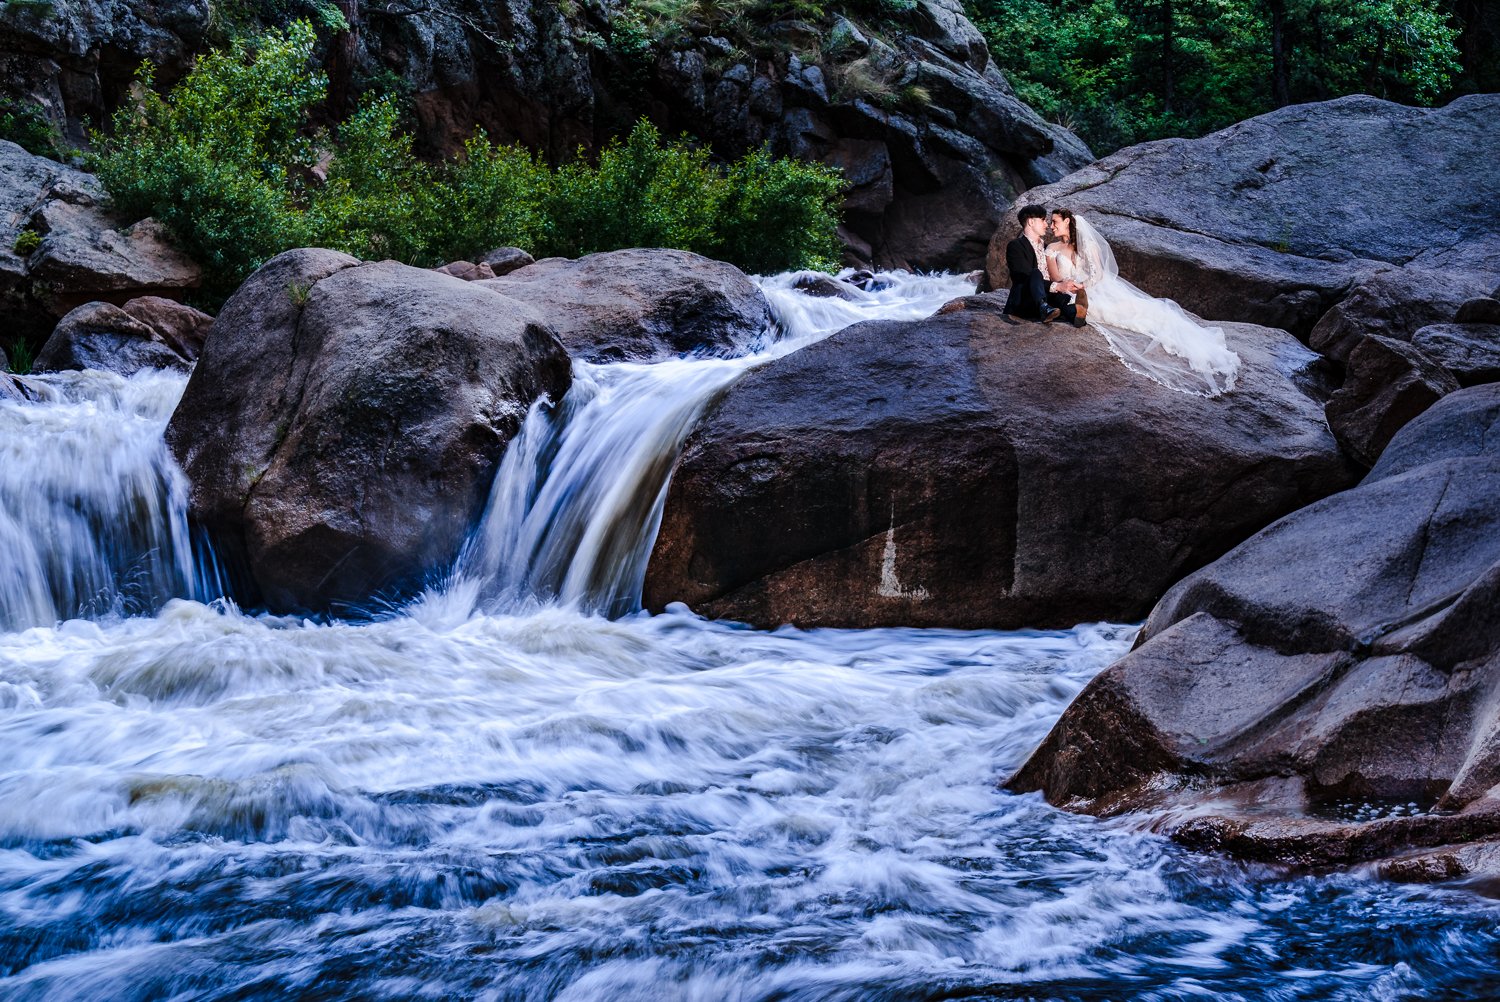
<box><xmin>966</xmin><ymin>0</ymin><xmax>1498</xmax><ymax>152</ymax></box>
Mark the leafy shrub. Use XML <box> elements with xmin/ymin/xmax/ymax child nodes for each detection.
<box><xmin>92</xmin><ymin>22</ymin><xmax>845</xmax><ymax>297</ymax></box>
<box><xmin>0</xmin><ymin>100</ymin><xmax>59</xmax><ymax>157</ymax></box>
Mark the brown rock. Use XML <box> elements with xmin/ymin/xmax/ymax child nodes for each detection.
<box><xmin>1</xmin><ymin>142</ymin><xmax>202</xmax><ymax>342</ymax></box>
<box><xmin>643</xmin><ymin>298</ymin><xmax>1355</xmax><ymax>629</ymax></box>
<box><xmin>478</xmin><ymin>247</ymin><xmax>535</xmax><ymax>276</ymax></box>
<box><xmin>1324</xmin><ymin>335</ymin><xmax>1460</xmax><ymax>466</ymax></box>
<box><xmin>434</xmin><ymin>260</ymin><xmax>497</xmax><ymax>281</ymax></box>
<box><xmin>167</xmin><ymin>250</ymin><xmax>571</xmax><ymax>613</ymax></box>
<box><xmin>121</xmin><ymin>296</ymin><xmax>214</xmax><ymax>360</ymax></box>
<box><xmin>34</xmin><ymin>301</ymin><xmax>191</xmax><ymax>376</ymax></box>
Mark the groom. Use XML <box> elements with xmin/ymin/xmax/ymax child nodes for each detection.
<box><xmin>1002</xmin><ymin>205</ymin><xmax>1075</xmax><ymax>325</ymax></box>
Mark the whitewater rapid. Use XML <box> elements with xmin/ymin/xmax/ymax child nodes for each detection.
<box><xmin>2</xmin><ymin>271</ymin><xmax>1499</xmax><ymax>1000</ymax></box>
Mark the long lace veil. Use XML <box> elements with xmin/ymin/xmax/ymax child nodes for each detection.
<box><xmin>1073</xmin><ymin>214</ymin><xmax>1240</xmax><ymax>397</ymax></box>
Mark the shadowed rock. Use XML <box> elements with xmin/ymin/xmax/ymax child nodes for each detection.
<box><xmin>167</xmin><ymin>249</ymin><xmax>571</xmax><ymax>614</ymax></box>
<box><xmin>1412</xmin><ymin>323</ymin><xmax>1500</xmax><ymax>387</ymax></box>
<box><xmin>1009</xmin><ymin>383</ymin><xmax>1500</xmax><ymax>873</ymax></box>
<box><xmin>1325</xmin><ymin>335</ymin><xmax>1459</xmax><ymax>467</ymax></box>
<box><xmin>643</xmin><ymin>297</ymin><xmax>1356</xmax><ymax>629</ymax></box>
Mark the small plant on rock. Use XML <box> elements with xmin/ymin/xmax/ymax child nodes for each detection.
<box><xmin>11</xmin><ymin>229</ymin><xmax>41</xmax><ymax>257</ymax></box>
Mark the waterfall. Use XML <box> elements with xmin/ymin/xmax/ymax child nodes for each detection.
<box><xmin>456</xmin><ymin>269</ymin><xmax>976</xmax><ymax>616</ymax></box>
<box><xmin>0</xmin><ymin>369</ymin><xmax>215</xmax><ymax>631</ymax></box>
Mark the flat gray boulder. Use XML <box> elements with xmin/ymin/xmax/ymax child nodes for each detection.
<box><xmin>987</xmin><ymin>95</ymin><xmax>1500</xmax><ymax>341</ymax></box>
<box><xmin>477</xmin><ymin>248</ymin><xmax>773</xmax><ymax>363</ymax></box>
<box><xmin>167</xmin><ymin>250</ymin><xmax>571</xmax><ymax>614</ymax></box>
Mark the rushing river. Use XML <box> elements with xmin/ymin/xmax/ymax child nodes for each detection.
<box><xmin>2</xmin><ymin>272</ymin><xmax>1499</xmax><ymax>1000</ymax></box>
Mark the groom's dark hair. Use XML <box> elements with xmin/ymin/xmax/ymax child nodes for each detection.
<box><xmin>1017</xmin><ymin>205</ymin><xmax>1046</xmax><ymax>224</ymax></box>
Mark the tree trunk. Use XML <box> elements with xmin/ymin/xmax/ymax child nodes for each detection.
<box><xmin>327</xmin><ymin>0</ymin><xmax>361</xmax><ymax>120</ymax></box>
<box><xmin>1269</xmin><ymin>0</ymin><xmax>1290</xmax><ymax>107</ymax></box>
<box><xmin>1163</xmin><ymin>0</ymin><xmax>1175</xmax><ymax>113</ymax></box>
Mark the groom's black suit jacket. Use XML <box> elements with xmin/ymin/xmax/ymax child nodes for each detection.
<box><xmin>1002</xmin><ymin>235</ymin><xmax>1064</xmax><ymax>320</ymax></box>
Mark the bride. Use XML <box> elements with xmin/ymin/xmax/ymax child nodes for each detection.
<box><xmin>1045</xmin><ymin>208</ymin><xmax>1240</xmax><ymax>397</ymax></box>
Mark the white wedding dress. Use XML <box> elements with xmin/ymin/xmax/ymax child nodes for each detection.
<box><xmin>1046</xmin><ymin>215</ymin><xmax>1240</xmax><ymax>397</ymax></box>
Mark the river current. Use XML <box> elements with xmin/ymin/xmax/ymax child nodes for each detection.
<box><xmin>2</xmin><ymin>272</ymin><xmax>1498</xmax><ymax>1000</ymax></box>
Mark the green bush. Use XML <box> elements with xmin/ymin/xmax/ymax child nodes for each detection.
<box><xmin>92</xmin><ymin>21</ymin><xmax>844</xmax><ymax>297</ymax></box>
<box><xmin>0</xmin><ymin>100</ymin><xmax>59</xmax><ymax>157</ymax></box>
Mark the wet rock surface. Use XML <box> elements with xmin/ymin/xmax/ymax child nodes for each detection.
<box><xmin>1009</xmin><ymin>383</ymin><xmax>1500</xmax><ymax>871</ymax></box>
<box><xmin>167</xmin><ymin>250</ymin><xmax>571</xmax><ymax>614</ymax></box>
<box><xmin>477</xmin><ymin>248</ymin><xmax>773</xmax><ymax>363</ymax></box>
<box><xmin>644</xmin><ymin>297</ymin><xmax>1356</xmax><ymax>629</ymax></box>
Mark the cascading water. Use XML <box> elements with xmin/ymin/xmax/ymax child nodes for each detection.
<box><xmin>457</xmin><ymin>270</ymin><xmax>975</xmax><ymax>616</ymax></box>
<box><xmin>0</xmin><ymin>369</ymin><xmax>213</xmax><ymax>632</ymax></box>
<box><xmin>3</xmin><ymin>272</ymin><xmax>1500</xmax><ymax>1001</ymax></box>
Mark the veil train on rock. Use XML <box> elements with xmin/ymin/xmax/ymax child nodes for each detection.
<box><xmin>1070</xmin><ymin>213</ymin><xmax>1241</xmax><ymax>397</ymax></box>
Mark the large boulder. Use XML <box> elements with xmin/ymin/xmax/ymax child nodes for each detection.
<box><xmin>1308</xmin><ymin>266</ymin><xmax>1498</xmax><ymax>365</ymax></box>
<box><xmin>167</xmin><ymin>250</ymin><xmax>571</xmax><ymax>614</ymax></box>
<box><xmin>987</xmin><ymin>95</ymin><xmax>1500</xmax><ymax>341</ymax></box>
<box><xmin>34</xmin><ymin>301</ymin><xmax>192</xmax><ymax>376</ymax></box>
<box><xmin>477</xmin><ymin>248</ymin><xmax>773</xmax><ymax>363</ymax></box>
<box><xmin>1324</xmin><ymin>334</ymin><xmax>1459</xmax><ymax>466</ymax></box>
<box><xmin>0</xmin><ymin>142</ymin><xmax>202</xmax><ymax>343</ymax></box>
<box><xmin>1412</xmin><ymin>323</ymin><xmax>1500</xmax><ymax>387</ymax></box>
<box><xmin>1009</xmin><ymin>384</ymin><xmax>1500</xmax><ymax>872</ymax></box>
<box><xmin>642</xmin><ymin>297</ymin><xmax>1357</xmax><ymax>629</ymax></box>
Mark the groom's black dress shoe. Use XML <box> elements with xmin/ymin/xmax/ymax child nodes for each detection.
<box><xmin>1041</xmin><ymin>308</ymin><xmax>1062</xmax><ymax>324</ymax></box>
<box><xmin>1071</xmin><ymin>318</ymin><xmax>1087</xmax><ymax>328</ymax></box>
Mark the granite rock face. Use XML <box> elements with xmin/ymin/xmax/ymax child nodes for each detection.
<box><xmin>477</xmin><ymin>248</ymin><xmax>773</xmax><ymax>363</ymax></box>
<box><xmin>1009</xmin><ymin>384</ymin><xmax>1500</xmax><ymax>872</ymax></box>
<box><xmin>166</xmin><ymin>250</ymin><xmax>571</xmax><ymax>613</ymax></box>
<box><xmin>0</xmin><ymin>1</ymin><xmax>1088</xmax><ymax>275</ymax></box>
<box><xmin>988</xmin><ymin>95</ymin><xmax>1500</xmax><ymax>341</ymax></box>
<box><xmin>0</xmin><ymin>141</ymin><xmax>201</xmax><ymax>344</ymax></box>
<box><xmin>643</xmin><ymin>298</ymin><xmax>1356</xmax><ymax>629</ymax></box>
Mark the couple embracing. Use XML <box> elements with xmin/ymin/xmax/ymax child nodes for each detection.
<box><xmin>998</xmin><ymin>204</ymin><xmax>1242</xmax><ymax>397</ymax></box>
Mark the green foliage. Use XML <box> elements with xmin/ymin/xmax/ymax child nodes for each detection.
<box><xmin>5</xmin><ymin>338</ymin><xmax>33</xmax><ymax>375</ymax></box>
<box><xmin>541</xmin><ymin>122</ymin><xmax>844</xmax><ymax>270</ymax></box>
<box><xmin>91</xmin><ymin>23</ymin><xmax>325</xmax><ymax>291</ymax></box>
<box><xmin>0</xmin><ymin>100</ymin><xmax>59</xmax><ymax>157</ymax></box>
<box><xmin>968</xmin><ymin>0</ymin><xmax>1464</xmax><ymax>153</ymax></box>
<box><xmin>91</xmin><ymin>22</ymin><xmax>846</xmax><ymax>297</ymax></box>
<box><xmin>11</xmin><ymin>229</ymin><xmax>40</xmax><ymax>256</ymax></box>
